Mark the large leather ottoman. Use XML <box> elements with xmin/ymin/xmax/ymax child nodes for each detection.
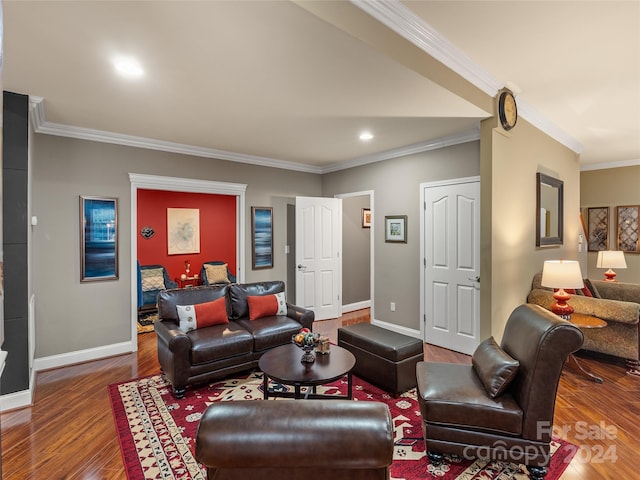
<box><xmin>196</xmin><ymin>400</ymin><xmax>394</xmax><ymax>480</ymax></box>
<box><xmin>338</xmin><ymin>323</ymin><xmax>424</xmax><ymax>397</ymax></box>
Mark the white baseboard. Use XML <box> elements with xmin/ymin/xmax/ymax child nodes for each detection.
<box><xmin>1</xmin><ymin>341</ymin><xmax>134</xmax><ymax>412</ymax></box>
<box><xmin>33</xmin><ymin>341</ymin><xmax>135</xmax><ymax>372</ymax></box>
<box><xmin>371</xmin><ymin>318</ymin><xmax>422</xmax><ymax>340</ymax></box>
<box><xmin>342</xmin><ymin>300</ymin><xmax>371</xmax><ymax>313</ymax></box>
<box><xmin>0</xmin><ymin>368</ymin><xmax>36</xmax><ymax>412</ymax></box>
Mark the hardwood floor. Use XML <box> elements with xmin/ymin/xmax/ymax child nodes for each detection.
<box><xmin>1</xmin><ymin>309</ymin><xmax>638</xmax><ymax>479</ymax></box>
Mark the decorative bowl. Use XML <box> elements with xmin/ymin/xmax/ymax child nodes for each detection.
<box><xmin>292</xmin><ymin>330</ymin><xmax>320</xmax><ymax>363</ymax></box>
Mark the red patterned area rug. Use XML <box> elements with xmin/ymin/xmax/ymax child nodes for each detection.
<box><xmin>109</xmin><ymin>372</ymin><xmax>576</xmax><ymax>480</ymax></box>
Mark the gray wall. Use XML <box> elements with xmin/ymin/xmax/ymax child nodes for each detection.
<box><xmin>342</xmin><ymin>195</ymin><xmax>370</xmax><ymax>305</ymax></box>
<box><xmin>322</xmin><ymin>141</ymin><xmax>480</xmax><ymax>330</ymax></box>
<box><xmin>30</xmin><ymin>133</ymin><xmax>477</xmax><ymax>359</ymax></box>
<box><xmin>31</xmin><ymin>134</ymin><xmax>321</xmax><ymax>358</ymax></box>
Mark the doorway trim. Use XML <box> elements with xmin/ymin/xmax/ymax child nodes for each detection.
<box><xmin>129</xmin><ymin>173</ymin><xmax>247</xmax><ymax>349</ymax></box>
<box><xmin>334</xmin><ymin>190</ymin><xmax>374</xmax><ymax>317</ymax></box>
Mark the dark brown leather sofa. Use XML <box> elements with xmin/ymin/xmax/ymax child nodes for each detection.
<box><xmin>417</xmin><ymin>304</ymin><xmax>583</xmax><ymax>480</ymax></box>
<box><xmin>195</xmin><ymin>400</ymin><xmax>394</xmax><ymax>480</ymax></box>
<box><xmin>155</xmin><ymin>281</ymin><xmax>314</xmax><ymax>398</ymax></box>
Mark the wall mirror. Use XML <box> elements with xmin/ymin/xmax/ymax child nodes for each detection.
<box><xmin>536</xmin><ymin>173</ymin><xmax>564</xmax><ymax>246</ymax></box>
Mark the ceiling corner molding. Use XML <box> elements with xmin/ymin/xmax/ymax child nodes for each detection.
<box><xmin>28</xmin><ymin>96</ymin><xmax>323</xmax><ymax>175</ymax></box>
<box><xmin>320</xmin><ymin>128</ymin><xmax>480</xmax><ymax>174</ymax></box>
<box><xmin>351</xmin><ymin>0</ymin><xmax>501</xmax><ymax>96</ymax></box>
<box><xmin>580</xmin><ymin>158</ymin><xmax>640</xmax><ymax>172</ymax></box>
<box><xmin>516</xmin><ymin>99</ymin><xmax>583</xmax><ymax>154</ymax></box>
<box><xmin>351</xmin><ymin>0</ymin><xmax>584</xmax><ymax>156</ymax></box>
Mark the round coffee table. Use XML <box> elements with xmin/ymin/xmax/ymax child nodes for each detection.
<box><xmin>259</xmin><ymin>343</ymin><xmax>356</xmax><ymax>400</ymax></box>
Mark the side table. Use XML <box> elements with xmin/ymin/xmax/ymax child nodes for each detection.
<box><xmin>176</xmin><ymin>276</ymin><xmax>201</xmax><ymax>288</ymax></box>
<box><xmin>566</xmin><ymin>313</ymin><xmax>606</xmax><ymax>384</ymax></box>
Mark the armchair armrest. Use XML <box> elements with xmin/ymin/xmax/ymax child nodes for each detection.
<box><xmin>154</xmin><ymin>319</ymin><xmax>192</xmax><ymax>353</ymax></box>
<box><xmin>286</xmin><ymin>303</ymin><xmax>315</xmax><ymax>330</ymax></box>
<box><xmin>528</xmin><ymin>289</ymin><xmax>640</xmax><ymax>325</ymax></box>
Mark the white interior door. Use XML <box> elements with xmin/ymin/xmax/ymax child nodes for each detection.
<box><xmin>422</xmin><ymin>178</ymin><xmax>480</xmax><ymax>355</ymax></box>
<box><xmin>295</xmin><ymin>196</ymin><xmax>342</xmax><ymax>321</ymax></box>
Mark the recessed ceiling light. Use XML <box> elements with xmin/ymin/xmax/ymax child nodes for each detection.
<box><xmin>359</xmin><ymin>131</ymin><xmax>374</xmax><ymax>141</ymax></box>
<box><xmin>113</xmin><ymin>56</ymin><xmax>144</xmax><ymax>78</ymax></box>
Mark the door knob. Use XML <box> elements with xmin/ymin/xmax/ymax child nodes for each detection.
<box><xmin>468</xmin><ymin>276</ymin><xmax>480</xmax><ymax>282</ymax></box>
<box><xmin>297</xmin><ymin>264</ymin><xmax>307</xmax><ymax>270</ymax></box>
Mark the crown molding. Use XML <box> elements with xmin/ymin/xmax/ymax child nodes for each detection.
<box><xmin>516</xmin><ymin>98</ymin><xmax>583</xmax><ymax>154</ymax></box>
<box><xmin>351</xmin><ymin>0</ymin><xmax>501</xmax><ymax>96</ymax></box>
<box><xmin>29</xmin><ymin>96</ymin><xmax>481</xmax><ymax>175</ymax></box>
<box><xmin>28</xmin><ymin>96</ymin><xmax>324</xmax><ymax>175</ymax></box>
<box><xmin>320</xmin><ymin>128</ymin><xmax>480</xmax><ymax>174</ymax></box>
<box><xmin>580</xmin><ymin>158</ymin><xmax>640</xmax><ymax>172</ymax></box>
<box><xmin>351</xmin><ymin>0</ymin><xmax>584</xmax><ymax>156</ymax></box>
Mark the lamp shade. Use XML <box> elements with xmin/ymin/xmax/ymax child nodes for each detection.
<box><xmin>541</xmin><ymin>260</ymin><xmax>584</xmax><ymax>289</ymax></box>
<box><xmin>596</xmin><ymin>250</ymin><xmax>627</xmax><ymax>269</ymax></box>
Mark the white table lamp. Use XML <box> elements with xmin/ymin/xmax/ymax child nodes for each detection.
<box><xmin>596</xmin><ymin>250</ymin><xmax>626</xmax><ymax>282</ymax></box>
<box><xmin>541</xmin><ymin>260</ymin><xmax>584</xmax><ymax>319</ymax></box>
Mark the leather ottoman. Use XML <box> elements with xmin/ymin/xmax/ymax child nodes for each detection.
<box><xmin>338</xmin><ymin>323</ymin><xmax>424</xmax><ymax>397</ymax></box>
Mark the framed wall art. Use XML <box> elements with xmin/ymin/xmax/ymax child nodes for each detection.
<box><xmin>385</xmin><ymin>215</ymin><xmax>407</xmax><ymax>243</ymax></box>
<box><xmin>80</xmin><ymin>195</ymin><xmax>118</xmax><ymax>282</ymax></box>
<box><xmin>252</xmin><ymin>207</ymin><xmax>274</xmax><ymax>269</ymax></box>
<box><xmin>587</xmin><ymin>207</ymin><xmax>609</xmax><ymax>251</ymax></box>
<box><xmin>362</xmin><ymin>208</ymin><xmax>371</xmax><ymax>228</ymax></box>
<box><xmin>616</xmin><ymin>205</ymin><xmax>640</xmax><ymax>253</ymax></box>
<box><xmin>167</xmin><ymin>208</ymin><xmax>200</xmax><ymax>255</ymax></box>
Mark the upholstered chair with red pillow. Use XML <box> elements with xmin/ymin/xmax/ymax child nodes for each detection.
<box><xmin>528</xmin><ymin>272</ymin><xmax>640</xmax><ymax>373</ymax></box>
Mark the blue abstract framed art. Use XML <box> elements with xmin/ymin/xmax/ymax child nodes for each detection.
<box><xmin>80</xmin><ymin>195</ymin><xmax>118</xmax><ymax>282</ymax></box>
<box><xmin>251</xmin><ymin>206</ymin><xmax>273</xmax><ymax>269</ymax></box>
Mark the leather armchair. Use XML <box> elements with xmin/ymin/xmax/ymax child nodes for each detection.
<box><xmin>417</xmin><ymin>304</ymin><xmax>583</xmax><ymax>480</ymax></box>
<box><xmin>200</xmin><ymin>261</ymin><xmax>236</xmax><ymax>284</ymax></box>
<box><xmin>195</xmin><ymin>400</ymin><xmax>394</xmax><ymax>480</ymax></box>
<box><xmin>138</xmin><ymin>263</ymin><xmax>178</xmax><ymax>311</ymax></box>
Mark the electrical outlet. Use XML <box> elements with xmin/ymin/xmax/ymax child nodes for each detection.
<box><xmin>390</xmin><ymin>302</ymin><xmax>396</xmax><ymax>312</ymax></box>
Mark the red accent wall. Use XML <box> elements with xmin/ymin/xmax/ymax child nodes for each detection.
<box><xmin>137</xmin><ymin>189</ymin><xmax>237</xmax><ymax>281</ymax></box>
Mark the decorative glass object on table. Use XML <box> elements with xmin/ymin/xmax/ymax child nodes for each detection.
<box><xmin>292</xmin><ymin>329</ymin><xmax>320</xmax><ymax>363</ymax></box>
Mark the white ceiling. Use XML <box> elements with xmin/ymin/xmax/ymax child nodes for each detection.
<box><xmin>2</xmin><ymin>1</ymin><xmax>639</xmax><ymax>173</ymax></box>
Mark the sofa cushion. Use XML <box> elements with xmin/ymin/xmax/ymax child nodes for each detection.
<box><xmin>229</xmin><ymin>281</ymin><xmax>285</xmax><ymax>320</ymax></box>
<box><xmin>234</xmin><ymin>316</ymin><xmax>304</xmax><ymax>352</ymax></box>
<box><xmin>189</xmin><ymin>322</ymin><xmax>255</xmax><ymax>365</ymax></box>
<box><xmin>472</xmin><ymin>337</ymin><xmax>519</xmax><ymax>398</ymax></box>
<box><xmin>158</xmin><ymin>285</ymin><xmax>229</xmax><ymax>323</ymax></box>
<box><xmin>176</xmin><ymin>297</ymin><xmax>228</xmax><ymax>332</ymax></box>
<box><xmin>417</xmin><ymin>362</ymin><xmax>523</xmax><ymax>436</ymax></box>
<box><xmin>205</xmin><ymin>263</ymin><xmax>231</xmax><ymax>284</ymax></box>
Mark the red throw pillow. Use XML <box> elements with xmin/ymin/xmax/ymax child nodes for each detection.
<box><xmin>581</xmin><ymin>285</ymin><xmax>594</xmax><ymax>297</ymax></box>
<box><xmin>194</xmin><ymin>297</ymin><xmax>229</xmax><ymax>328</ymax></box>
<box><xmin>247</xmin><ymin>295</ymin><xmax>278</xmax><ymax>321</ymax></box>
<box><xmin>176</xmin><ymin>297</ymin><xmax>228</xmax><ymax>332</ymax></box>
